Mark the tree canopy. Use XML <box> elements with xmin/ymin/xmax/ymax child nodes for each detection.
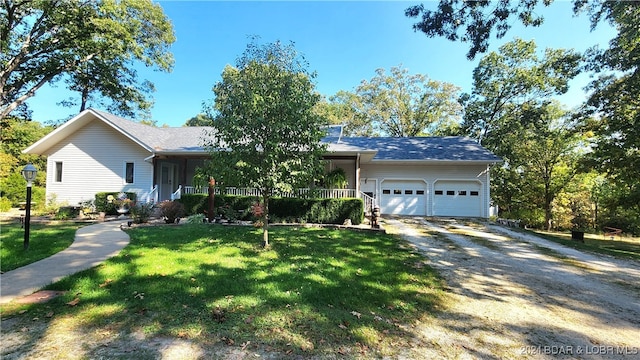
<box><xmin>1</xmin><ymin>0</ymin><xmax>175</xmax><ymax>119</ymax></box>
<box><xmin>324</xmin><ymin>66</ymin><xmax>462</xmax><ymax>137</ymax></box>
<box><xmin>405</xmin><ymin>0</ymin><xmax>607</xmax><ymax>60</ymax></box>
<box><xmin>202</xmin><ymin>40</ymin><xmax>327</xmax><ymax>246</ymax></box>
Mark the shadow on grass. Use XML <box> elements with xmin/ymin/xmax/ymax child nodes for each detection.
<box><xmin>1</xmin><ymin>224</ymin><xmax>444</xmax><ymax>358</ymax></box>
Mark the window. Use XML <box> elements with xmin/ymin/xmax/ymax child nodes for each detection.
<box><xmin>459</xmin><ymin>191</ymin><xmax>467</xmax><ymax>196</ymax></box>
<box><xmin>125</xmin><ymin>162</ymin><xmax>134</xmax><ymax>184</ymax></box>
<box><xmin>382</xmin><ymin>189</ymin><xmax>391</xmax><ymax>195</ymax></box>
<box><xmin>416</xmin><ymin>190</ymin><xmax>425</xmax><ymax>195</ymax></box>
<box><xmin>405</xmin><ymin>190</ymin><xmax>413</xmax><ymax>195</ymax></box>
<box><xmin>446</xmin><ymin>190</ymin><xmax>455</xmax><ymax>196</ymax></box>
<box><xmin>470</xmin><ymin>191</ymin><xmax>479</xmax><ymax>196</ymax></box>
<box><xmin>393</xmin><ymin>189</ymin><xmax>402</xmax><ymax>195</ymax></box>
<box><xmin>435</xmin><ymin>190</ymin><xmax>443</xmax><ymax>195</ymax></box>
<box><xmin>55</xmin><ymin>162</ymin><xmax>63</xmax><ymax>182</ymax></box>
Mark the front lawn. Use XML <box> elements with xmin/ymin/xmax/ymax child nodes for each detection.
<box><xmin>1</xmin><ymin>224</ymin><xmax>443</xmax><ymax>358</ymax></box>
<box><xmin>0</xmin><ymin>221</ymin><xmax>81</xmax><ymax>272</ymax></box>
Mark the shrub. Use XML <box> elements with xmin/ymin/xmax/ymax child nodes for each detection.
<box><xmin>54</xmin><ymin>206</ymin><xmax>79</xmax><ymax>220</ymax></box>
<box><xmin>95</xmin><ymin>192</ymin><xmax>137</xmax><ymax>215</ymax></box>
<box><xmin>0</xmin><ymin>197</ymin><xmax>12</xmax><ymax>212</ymax></box>
<box><xmin>130</xmin><ymin>202</ymin><xmax>155</xmax><ymax>224</ymax></box>
<box><xmin>177</xmin><ymin>194</ymin><xmax>364</xmax><ymax>225</ymax></box>
<box><xmin>186</xmin><ymin>213</ymin><xmax>207</xmax><ymax>224</ymax></box>
<box><xmin>159</xmin><ymin>200</ymin><xmax>185</xmax><ymax>223</ymax></box>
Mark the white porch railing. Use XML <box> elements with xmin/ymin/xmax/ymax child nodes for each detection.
<box><xmin>171</xmin><ymin>185</ymin><xmax>182</xmax><ymax>200</ymax></box>
<box><xmin>179</xmin><ymin>186</ymin><xmax>357</xmax><ymax>199</ymax></box>
<box><xmin>148</xmin><ymin>185</ymin><xmax>158</xmax><ymax>203</ymax></box>
<box><xmin>359</xmin><ymin>191</ymin><xmax>376</xmax><ymax>214</ymax></box>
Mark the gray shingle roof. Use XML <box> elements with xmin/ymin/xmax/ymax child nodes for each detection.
<box><xmin>336</xmin><ymin>136</ymin><xmax>501</xmax><ymax>162</ymax></box>
<box><xmin>95</xmin><ymin>109</ymin><xmax>500</xmax><ymax>162</ymax></box>
<box><xmin>94</xmin><ymin>109</ymin><xmax>214</xmax><ymax>153</ymax></box>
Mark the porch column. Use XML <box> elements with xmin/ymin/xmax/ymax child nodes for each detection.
<box><xmin>355</xmin><ymin>153</ymin><xmax>361</xmax><ymax>194</ymax></box>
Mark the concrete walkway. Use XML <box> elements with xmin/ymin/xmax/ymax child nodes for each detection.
<box><xmin>1</xmin><ymin>220</ymin><xmax>130</xmax><ymax>304</ymax></box>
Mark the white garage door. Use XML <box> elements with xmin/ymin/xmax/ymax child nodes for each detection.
<box><xmin>380</xmin><ymin>180</ymin><xmax>427</xmax><ymax>215</ymax></box>
<box><xmin>433</xmin><ymin>181</ymin><xmax>482</xmax><ymax>217</ymax></box>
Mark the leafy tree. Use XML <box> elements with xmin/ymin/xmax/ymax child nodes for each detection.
<box><xmin>0</xmin><ymin>117</ymin><xmax>50</xmax><ymax>206</ymax></box>
<box><xmin>464</xmin><ymin>40</ymin><xmax>582</xmax><ymax>228</ymax></box>
<box><xmin>1</xmin><ymin>0</ymin><xmax>175</xmax><ymax>119</ymax></box>
<box><xmin>354</xmin><ymin>65</ymin><xmax>463</xmax><ymax>137</ymax></box>
<box><xmin>202</xmin><ymin>40</ymin><xmax>327</xmax><ymax>247</ymax></box>
<box><xmin>462</xmin><ymin>38</ymin><xmax>581</xmax><ymax>149</ymax></box>
<box><xmin>313</xmin><ymin>91</ymin><xmax>369</xmax><ymax>136</ymax></box>
<box><xmin>405</xmin><ymin>0</ymin><xmax>608</xmax><ymax>60</ymax></box>
<box><xmin>581</xmin><ymin>3</ymin><xmax>640</xmax><ymax>230</ymax></box>
<box><xmin>184</xmin><ymin>114</ymin><xmax>214</xmax><ymax>127</ymax></box>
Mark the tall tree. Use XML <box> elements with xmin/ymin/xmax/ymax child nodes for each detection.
<box><xmin>354</xmin><ymin>65</ymin><xmax>463</xmax><ymax>137</ymax></box>
<box><xmin>464</xmin><ymin>39</ymin><xmax>581</xmax><ymax>227</ymax></box>
<box><xmin>1</xmin><ymin>0</ymin><xmax>175</xmax><ymax>119</ymax></box>
<box><xmin>202</xmin><ymin>40</ymin><xmax>327</xmax><ymax>247</ymax></box>
<box><xmin>462</xmin><ymin>38</ymin><xmax>581</xmax><ymax>149</ymax></box>
<box><xmin>313</xmin><ymin>91</ymin><xmax>369</xmax><ymax>136</ymax></box>
<box><xmin>184</xmin><ymin>113</ymin><xmax>214</xmax><ymax>127</ymax></box>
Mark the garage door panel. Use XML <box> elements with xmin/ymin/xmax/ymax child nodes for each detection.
<box><xmin>380</xmin><ymin>180</ymin><xmax>426</xmax><ymax>216</ymax></box>
<box><xmin>433</xmin><ymin>181</ymin><xmax>482</xmax><ymax>217</ymax></box>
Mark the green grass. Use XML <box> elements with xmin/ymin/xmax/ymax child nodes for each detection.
<box><xmin>1</xmin><ymin>224</ymin><xmax>444</xmax><ymax>357</ymax></box>
<box><xmin>528</xmin><ymin>229</ymin><xmax>640</xmax><ymax>261</ymax></box>
<box><xmin>0</xmin><ymin>221</ymin><xmax>81</xmax><ymax>272</ymax></box>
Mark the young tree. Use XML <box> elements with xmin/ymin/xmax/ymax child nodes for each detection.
<box><xmin>202</xmin><ymin>40</ymin><xmax>327</xmax><ymax>247</ymax></box>
<box><xmin>1</xmin><ymin>0</ymin><xmax>175</xmax><ymax>119</ymax></box>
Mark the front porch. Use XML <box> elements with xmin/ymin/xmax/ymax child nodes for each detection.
<box><xmin>169</xmin><ymin>186</ymin><xmax>376</xmax><ymax>215</ymax></box>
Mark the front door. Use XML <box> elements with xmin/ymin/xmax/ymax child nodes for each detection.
<box><xmin>160</xmin><ymin>163</ymin><xmax>177</xmax><ymax>201</ymax></box>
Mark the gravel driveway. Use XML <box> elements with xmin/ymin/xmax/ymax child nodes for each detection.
<box><xmin>385</xmin><ymin>217</ymin><xmax>640</xmax><ymax>360</ymax></box>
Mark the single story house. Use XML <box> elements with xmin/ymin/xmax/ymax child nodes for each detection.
<box><xmin>23</xmin><ymin>108</ymin><xmax>501</xmax><ymax>217</ymax></box>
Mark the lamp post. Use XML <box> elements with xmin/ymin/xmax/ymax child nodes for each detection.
<box><xmin>21</xmin><ymin>163</ymin><xmax>37</xmax><ymax>250</ymax></box>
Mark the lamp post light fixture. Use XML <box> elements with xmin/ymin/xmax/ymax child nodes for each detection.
<box><xmin>21</xmin><ymin>163</ymin><xmax>37</xmax><ymax>250</ymax></box>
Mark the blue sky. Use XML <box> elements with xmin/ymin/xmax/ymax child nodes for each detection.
<box><xmin>25</xmin><ymin>1</ymin><xmax>617</xmax><ymax>127</ymax></box>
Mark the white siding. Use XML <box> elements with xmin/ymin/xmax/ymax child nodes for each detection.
<box><xmin>360</xmin><ymin>163</ymin><xmax>491</xmax><ymax>217</ymax></box>
<box><xmin>44</xmin><ymin>121</ymin><xmax>154</xmax><ymax>205</ymax></box>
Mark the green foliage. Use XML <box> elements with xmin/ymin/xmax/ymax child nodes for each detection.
<box><xmin>357</xmin><ymin>65</ymin><xmax>463</xmax><ymax>136</ymax></box>
<box><xmin>129</xmin><ymin>202</ymin><xmax>155</xmax><ymax>224</ymax></box>
<box><xmin>0</xmin><ymin>197</ymin><xmax>11</xmax><ymax>212</ymax></box>
<box><xmin>94</xmin><ymin>192</ymin><xmax>137</xmax><ymax>215</ymax></box>
<box><xmin>463</xmin><ymin>39</ymin><xmax>582</xmax><ymax>229</ymax></box>
<box><xmin>178</xmin><ymin>194</ymin><xmax>363</xmax><ymax>225</ymax></box>
<box><xmin>1</xmin><ymin>0</ymin><xmax>175</xmax><ymax>118</ymax></box>
<box><xmin>405</xmin><ymin>0</ymin><xmax>605</xmax><ymax>60</ymax></box>
<box><xmin>184</xmin><ymin>113</ymin><xmax>214</xmax><ymax>126</ymax></box>
<box><xmin>202</xmin><ymin>39</ymin><xmax>328</xmax><ymax>245</ymax></box>
<box><xmin>185</xmin><ymin>213</ymin><xmax>206</xmax><ymax>224</ymax></box>
<box><xmin>158</xmin><ymin>200</ymin><xmax>185</xmax><ymax>223</ymax></box>
<box><xmin>324</xmin><ymin>168</ymin><xmax>348</xmax><ymax>189</ymax></box>
<box><xmin>54</xmin><ymin>206</ymin><xmax>80</xmax><ymax>220</ymax></box>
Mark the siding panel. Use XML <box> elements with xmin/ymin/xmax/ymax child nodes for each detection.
<box><xmin>45</xmin><ymin>121</ymin><xmax>153</xmax><ymax>205</ymax></box>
